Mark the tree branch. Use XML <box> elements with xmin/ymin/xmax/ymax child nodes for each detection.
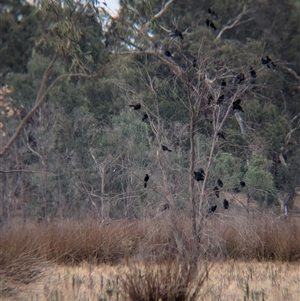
<box><xmin>145</xmin><ymin>0</ymin><xmax>175</xmax><ymax>28</ymax></box>
<box><xmin>282</xmin><ymin>66</ymin><xmax>300</xmax><ymax>84</ymax></box>
<box><xmin>0</xmin><ymin>63</ymin><xmax>106</xmax><ymax>158</ymax></box>
<box><xmin>215</xmin><ymin>5</ymin><xmax>255</xmax><ymax>41</ymax></box>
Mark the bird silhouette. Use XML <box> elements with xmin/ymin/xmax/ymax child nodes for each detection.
<box><xmin>214</xmin><ymin>186</ymin><xmax>220</xmax><ymax>198</ymax></box>
<box><xmin>144</xmin><ymin>174</ymin><xmax>149</xmax><ymax>188</ymax></box>
<box><xmin>217</xmin><ymin>179</ymin><xmax>223</xmax><ymax>188</ymax></box>
<box><xmin>235</xmin><ymin>73</ymin><xmax>245</xmax><ymax>84</ymax></box>
<box><xmin>217</xmin><ymin>132</ymin><xmax>226</xmax><ymax>140</ymax></box>
<box><xmin>250</xmin><ymin>67</ymin><xmax>257</xmax><ymax>78</ymax></box>
<box><xmin>233</xmin><ymin>99</ymin><xmax>244</xmax><ymax>112</ymax></box>
<box><xmin>206</xmin><ymin>19</ymin><xmax>217</xmax><ymax>30</ymax></box>
<box><xmin>208</xmin><ymin>7</ymin><xmax>218</xmax><ymax>19</ymax></box>
<box><xmin>261</xmin><ymin>56</ymin><xmax>276</xmax><ymax>68</ymax></box>
<box><xmin>207</xmin><ymin>205</ymin><xmax>217</xmax><ymax>215</ymax></box>
<box><xmin>193</xmin><ymin>57</ymin><xmax>197</xmax><ymax>68</ymax></box>
<box><xmin>142</xmin><ymin>114</ymin><xmax>148</xmax><ymax>122</ymax></box>
<box><xmin>221</xmin><ymin>79</ymin><xmax>226</xmax><ymax>87</ymax></box>
<box><xmin>175</xmin><ymin>29</ymin><xmax>183</xmax><ymax>40</ymax></box>
<box><xmin>194</xmin><ymin>168</ymin><xmax>205</xmax><ymax>181</ymax></box>
<box><xmin>162</xmin><ymin>145</ymin><xmax>172</xmax><ymax>152</ymax></box>
<box><xmin>223</xmin><ymin>199</ymin><xmax>229</xmax><ymax>209</ymax></box>
<box><xmin>240</xmin><ymin>180</ymin><xmax>246</xmax><ymax>187</ymax></box>
<box><xmin>165</xmin><ymin>50</ymin><xmax>173</xmax><ymax>58</ymax></box>
<box><xmin>162</xmin><ymin>203</ymin><xmax>170</xmax><ymax>211</ymax></box>
<box><xmin>129</xmin><ymin>103</ymin><xmax>141</xmax><ymax>110</ymax></box>
<box><xmin>217</xmin><ymin>95</ymin><xmax>224</xmax><ymax>104</ymax></box>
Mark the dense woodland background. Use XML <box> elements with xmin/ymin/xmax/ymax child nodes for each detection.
<box><xmin>1</xmin><ymin>0</ymin><xmax>300</xmax><ymax>224</ymax></box>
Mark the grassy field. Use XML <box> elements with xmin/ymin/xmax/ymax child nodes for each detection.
<box><xmin>1</xmin><ymin>212</ymin><xmax>300</xmax><ymax>300</ymax></box>
<box><xmin>2</xmin><ymin>260</ymin><xmax>300</xmax><ymax>300</ymax></box>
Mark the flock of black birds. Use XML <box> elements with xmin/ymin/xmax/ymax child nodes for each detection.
<box><xmin>127</xmin><ymin>5</ymin><xmax>276</xmax><ymax>216</ymax></box>
<box><xmin>193</xmin><ymin>166</ymin><xmax>246</xmax><ymax>215</ymax></box>
<box><xmin>160</xmin><ymin>7</ymin><xmax>277</xmax><ymax>118</ymax></box>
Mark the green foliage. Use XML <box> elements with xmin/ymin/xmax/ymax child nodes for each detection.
<box><xmin>244</xmin><ymin>154</ymin><xmax>276</xmax><ymax>204</ymax></box>
<box><xmin>213</xmin><ymin>152</ymin><xmax>243</xmax><ymax>189</ymax></box>
<box><xmin>246</xmin><ymin>100</ymin><xmax>290</xmax><ymax>153</ymax></box>
<box><xmin>1</xmin><ymin>0</ymin><xmax>300</xmax><ymax>222</ymax></box>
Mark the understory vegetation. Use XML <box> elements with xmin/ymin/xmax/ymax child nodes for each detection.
<box><xmin>1</xmin><ymin>214</ymin><xmax>300</xmax><ymax>300</ymax></box>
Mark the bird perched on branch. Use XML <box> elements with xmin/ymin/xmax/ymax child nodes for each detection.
<box><xmin>223</xmin><ymin>199</ymin><xmax>229</xmax><ymax>209</ymax></box>
<box><xmin>175</xmin><ymin>29</ymin><xmax>184</xmax><ymax>40</ymax></box>
<box><xmin>142</xmin><ymin>114</ymin><xmax>148</xmax><ymax>122</ymax></box>
<box><xmin>250</xmin><ymin>67</ymin><xmax>257</xmax><ymax>78</ymax></box>
<box><xmin>240</xmin><ymin>180</ymin><xmax>246</xmax><ymax>187</ymax></box>
<box><xmin>164</xmin><ymin>50</ymin><xmax>173</xmax><ymax>58</ymax></box>
<box><xmin>261</xmin><ymin>56</ymin><xmax>276</xmax><ymax>68</ymax></box>
<box><xmin>217</xmin><ymin>132</ymin><xmax>226</xmax><ymax>140</ymax></box>
<box><xmin>214</xmin><ymin>186</ymin><xmax>220</xmax><ymax>198</ymax></box>
<box><xmin>193</xmin><ymin>57</ymin><xmax>197</xmax><ymax>68</ymax></box>
<box><xmin>217</xmin><ymin>95</ymin><xmax>224</xmax><ymax>104</ymax></box>
<box><xmin>129</xmin><ymin>103</ymin><xmax>141</xmax><ymax>110</ymax></box>
<box><xmin>206</xmin><ymin>19</ymin><xmax>217</xmax><ymax>30</ymax></box>
<box><xmin>217</xmin><ymin>178</ymin><xmax>223</xmax><ymax>188</ymax></box>
<box><xmin>207</xmin><ymin>205</ymin><xmax>217</xmax><ymax>216</ymax></box>
<box><xmin>208</xmin><ymin>7</ymin><xmax>218</xmax><ymax>19</ymax></box>
<box><xmin>194</xmin><ymin>168</ymin><xmax>205</xmax><ymax>181</ymax></box>
<box><xmin>162</xmin><ymin>145</ymin><xmax>172</xmax><ymax>152</ymax></box>
<box><xmin>221</xmin><ymin>79</ymin><xmax>226</xmax><ymax>87</ymax></box>
<box><xmin>233</xmin><ymin>99</ymin><xmax>244</xmax><ymax>112</ymax></box>
<box><xmin>144</xmin><ymin>174</ymin><xmax>149</xmax><ymax>188</ymax></box>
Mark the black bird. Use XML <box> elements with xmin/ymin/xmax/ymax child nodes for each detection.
<box><xmin>214</xmin><ymin>186</ymin><xmax>220</xmax><ymax>198</ymax></box>
<box><xmin>240</xmin><ymin>180</ymin><xmax>246</xmax><ymax>187</ymax></box>
<box><xmin>144</xmin><ymin>174</ymin><xmax>149</xmax><ymax>188</ymax></box>
<box><xmin>207</xmin><ymin>205</ymin><xmax>217</xmax><ymax>215</ymax></box>
<box><xmin>165</xmin><ymin>50</ymin><xmax>173</xmax><ymax>58</ymax></box>
<box><xmin>235</xmin><ymin>73</ymin><xmax>245</xmax><ymax>84</ymax></box>
<box><xmin>217</xmin><ymin>132</ymin><xmax>226</xmax><ymax>140</ymax></box>
<box><xmin>129</xmin><ymin>103</ymin><xmax>141</xmax><ymax>110</ymax></box>
<box><xmin>261</xmin><ymin>56</ymin><xmax>276</xmax><ymax>68</ymax></box>
<box><xmin>162</xmin><ymin>145</ymin><xmax>172</xmax><ymax>152</ymax></box>
<box><xmin>250</xmin><ymin>67</ymin><xmax>257</xmax><ymax>78</ymax></box>
<box><xmin>206</xmin><ymin>19</ymin><xmax>217</xmax><ymax>30</ymax></box>
<box><xmin>223</xmin><ymin>199</ymin><xmax>229</xmax><ymax>209</ymax></box>
<box><xmin>217</xmin><ymin>94</ymin><xmax>224</xmax><ymax>104</ymax></box>
<box><xmin>261</xmin><ymin>56</ymin><xmax>270</xmax><ymax>67</ymax></box>
<box><xmin>194</xmin><ymin>168</ymin><xmax>205</xmax><ymax>181</ymax></box>
<box><xmin>142</xmin><ymin>114</ymin><xmax>148</xmax><ymax>122</ymax></box>
<box><xmin>193</xmin><ymin>57</ymin><xmax>197</xmax><ymax>68</ymax></box>
<box><xmin>233</xmin><ymin>99</ymin><xmax>244</xmax><ymax>112</ymax></box>
<box><xmin>208</xmin><ymin>7</ymin><xmax>218</xmax><ymax>19</ymax></box>
<box><xmin>162</xmin><ymin>203</ymin><xmax>170</xmax><ymax>211</ymax></box>
<box><xmin>221</xmin><ymin>79</ymin><xmax>226</xmax><ymax>87</ymax></box>
<box><xmin>175</xmin><ymin>29</ymin><xmax>184</xmax><ymax>40</ymax></box>
<box><xmin>217</xmin><ymin>179</ymin><xmax>223</xmax><ymax>188</ymax></box>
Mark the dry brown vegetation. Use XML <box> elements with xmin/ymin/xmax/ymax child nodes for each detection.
<box><xmin>1</xmin><ymin>213</ymin><xmax>300</xmax><ymax>300</ymax></box>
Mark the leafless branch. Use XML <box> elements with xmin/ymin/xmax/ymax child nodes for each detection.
<box><xmin>215</xmin><ymin>5</ymin><xmax>255</xmax><ymax>41</ymax></box>
<box><xmin>0</xmin><ymin>63</ymin><xmax>107</xmax><ymax>158</ymax></box>
<box><xmin>145</xmin><ymin>0</ymin><xmax>175</xmax><ymax>28</ymax></box>
<box><xmin>282</xmin><ymin>66</ymin><xmax>300</xmax><ymax>84</ymax></box>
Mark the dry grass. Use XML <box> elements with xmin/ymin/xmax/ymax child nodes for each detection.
<box><xmin>0</xmin><ymin>213</ymin><xmax>300</xmax><ymax>299</ymax></box>
<box><xmin>1</xmin><ymin>261</ymin><xmax>299</xmax><ymax>301</ymax></box>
